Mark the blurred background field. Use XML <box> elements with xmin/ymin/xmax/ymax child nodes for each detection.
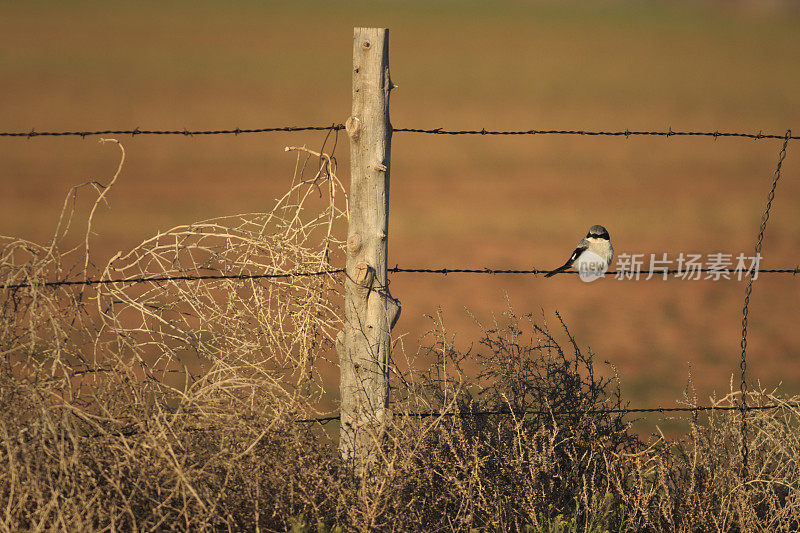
<box><xmin>1</xmin><ymin>0</ymin><xmax>799</xmax><ymax>430</ymax></box>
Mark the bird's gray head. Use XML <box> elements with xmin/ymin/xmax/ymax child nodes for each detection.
<box><xmin>586</xmin><ymin>225</ymin><xmax>610</xmax><ymax>240</ymax></box>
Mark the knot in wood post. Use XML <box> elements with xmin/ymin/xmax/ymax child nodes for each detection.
<box><xmin>345</xmin><ymin>116</ymin><xmax>361</xmax><ymax>142</ymax></box>
<box><xmin>353</xmin><ymin>262</ymin><xmax>375</xmax><ymax>289</ymax></box>
<box><xmin>347</xmin><ymin>234</ymin><xmax>362</xmax><ymax>254</ymax></box>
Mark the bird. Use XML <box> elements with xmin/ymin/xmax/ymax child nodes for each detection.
<box><xmin>544</xmin><ymin>225</ymin><xmax>613</xmax><ymax>278</ymax></box>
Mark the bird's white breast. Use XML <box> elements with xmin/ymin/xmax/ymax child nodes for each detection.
<box><xmin>577</xmin><ymin>237</ymin><xmax>613</xmax><ymax>271</ymax></box>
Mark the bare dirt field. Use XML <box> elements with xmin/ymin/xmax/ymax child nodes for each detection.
<box><xmin>2</xmin><ymin>1</ymin><xmax>800</xmax><ymax>431</ymax></box>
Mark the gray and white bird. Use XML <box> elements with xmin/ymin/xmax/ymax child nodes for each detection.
<box><xmin>544</xmin><ymin>225</ymin><xmax>614</xmax><ymax>278</ymax></box>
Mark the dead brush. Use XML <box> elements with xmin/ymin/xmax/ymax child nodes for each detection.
<box><xmin>0</xmin><ymin>139</ymin><xmax>350</xmax><ymax>530</ymax></box>
<box><xmin>345</xmin><ymin>310</ymin><xmax>800</xmax><ymax>531</ymax></box>
<box><xmin>371</xmin><ymin>304</ymin><xmax>639</xmax><ymax>531</ymax></box>
<box><xmin>2</xmin><ymin>140</ymin><xmax>800</xmax><ymax>531</ymax></box>
<box><xmin>614</xmin><ymin>387</ymin><xmax>800</xmax><ymax>531</ymax></box>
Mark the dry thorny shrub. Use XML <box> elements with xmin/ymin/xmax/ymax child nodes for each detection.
<box><xmin>1</xmin><ymin>140</ymin><xmax>800</xmax><ymax>531</ymax></box>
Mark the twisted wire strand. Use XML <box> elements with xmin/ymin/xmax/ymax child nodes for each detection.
<box><xmin>738</xmin><ymin>129</ymin><xmax>792</xmax><ymax>475</ymax></box>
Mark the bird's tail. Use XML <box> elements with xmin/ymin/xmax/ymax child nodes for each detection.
<box><xmin>544</xmin><ymin>264</ymin><xmax>569</xmax><ymax>278</ymax></box>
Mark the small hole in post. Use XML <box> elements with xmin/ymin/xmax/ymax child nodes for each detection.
<box><xmin>362</xmin><ymin>41</ymin><xmax>371</xmax><ymax>49</ymax></box>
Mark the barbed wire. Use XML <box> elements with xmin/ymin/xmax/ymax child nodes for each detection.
<box><xmin>3</xmin><ymin>266</ymin><xmax>799</xmax><ymax>291</ymax></box>
<box><xmin>76</xmin><ymin>401</ymin><xmax>800</xmax><ymax>433</ymax></box>
<box><xmin>2</xmin><ymin>125</ymin><xmax>798</xmax><ymax>140</ymax></box>
<box><xmin>0</xmin><ymin>125</ymin><xmax>346</xmax><ymax>138</ymax></box>
<box><xmin>390</xmin><ymin>267</ymin><xmax>800</xmax><ymax>275</ymax></box>
<box><xmin>297</xmin><ymin>402</ymin><xmax>800</xmax><ymax>425</ymax></box>
<box><xmin>394</xmin><ymin>127</ymin><xmax>800</xmax><ymax>140</ymax></box>
<box><xmin>1</xmin><ymin>270</ymin><xmax>346</xmax><ymax>290</ymax></box>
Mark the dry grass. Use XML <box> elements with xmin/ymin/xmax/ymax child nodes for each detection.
<box><xmin>2</xmin><ymin>147</ymin><xmax>800</xmax><ymax>531</ymax></box>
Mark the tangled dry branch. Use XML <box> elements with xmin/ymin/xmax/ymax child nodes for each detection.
<box><xmin>1</xmin><ymin>139</ymin><xmax>347</xmax><ymax>428</ymax></box>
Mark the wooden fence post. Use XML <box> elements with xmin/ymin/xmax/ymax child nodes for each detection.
<box><xmin>337</xmin><ymin>27</ymin><xmax>400</xmax><ymax>474</ymax></box>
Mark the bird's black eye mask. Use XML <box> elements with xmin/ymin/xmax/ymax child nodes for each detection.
<box><xmin>587</xmin><ymin>232</ymin><xmax>610</xmax><ymax>240</ymax></box>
